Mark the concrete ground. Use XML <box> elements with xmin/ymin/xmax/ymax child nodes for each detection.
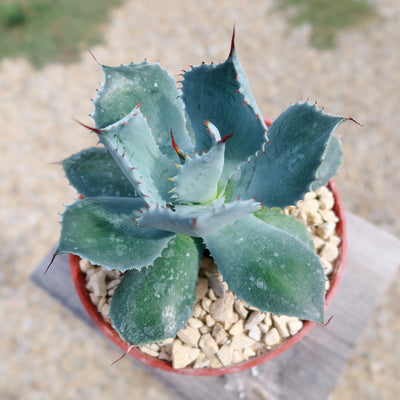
<box><xmin>1</xmin><ymin>0</ymin><xmax>399</xmax><ymax>398</ymax></box>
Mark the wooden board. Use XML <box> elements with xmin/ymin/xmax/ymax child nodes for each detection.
<box><xmin>31</xmin><ymin>213</ymin><xmax>400</xmax><ymax>400</ymax></box>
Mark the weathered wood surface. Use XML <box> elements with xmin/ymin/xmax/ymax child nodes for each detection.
<box><xmin>32</xmin><ymin>213</ymin><xmax>400</xmax><ymax>400</ymax></box>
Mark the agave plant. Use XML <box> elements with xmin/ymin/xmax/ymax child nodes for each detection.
<box><xmin>58</xmin><ymin>32</ymin><xmax>348</xmax><ymax>345</ymax></box>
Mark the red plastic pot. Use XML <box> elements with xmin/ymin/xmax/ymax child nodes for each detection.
<box><xmin>70</xmin><ymin>118</ymin><xmax>348</xmax><ymax>376</ymax></box>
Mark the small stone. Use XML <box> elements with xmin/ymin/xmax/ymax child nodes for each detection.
<box><xmin>177</xmin><ymin>326</ymin><xmax>200</xmax><ymax>347</ymax></box>
<box><xmin>106</xmin><ymin>278</ymin><xmax>121</xmax><ymax>290</ymax></box>
<box><xmin>171</xmin><ymin>342</ymin><xmax>200</xmax><ymax>369</ymax></box>
<box><xmin>305</xmin><ymin>191</ymin><xmax>317</xmax><ymax>200</ymax></box>
<box><xmin>140</xmin><ymin>345</ymin><xmax>159</xmax><ymax>357</ymax></box>
<box><xmin>217</xmin><ymin>342</ymin><xmax>233</xmax><ymax>366</ymax></box>
<box><xmin>201</xmin><ymin>297</ymin><xmax>212</xmax><ymax>313</ymax></box>
<box><xmin>313</xmin><ymin>236</ymin><xmax>326</xmax><ymax>250</ymax></box>
<box><xmin>209</xmin><ymin>355</ymin><xmax>223</xmax><ymax>369</ymax></box>
<box><xmin>205</xmin><ymin>314</ymin><xmax>216</xmax><ymax>328</ymax></box>
<box><xmin>207</xmin><ymin>288</ymin><xmax>217</xmax><ymax>301</ymax></box>
<box><xmin>259</xmin><ymin>323</ymin><xmax>271</xmax><ymax>334</ymax></box>
<box><xmin>229</xmin><ymin>320</ymin><xmax>244</xmax><ymax>336</ymax></box>
<box><xmin>264</xmin><ymin>327</ymin><xmax>280</xmax><ymax>347</ymax></box>
<box><xmin>210</xmin><ymin>292</ymin><xmax>235</xmax><ymax>323</ymax></box>
<box><xmin>192</xmin><ymin>303</ymin><xmax>203</xmax><ymax>318</ymax></box>
<box><xmin>86</xmin><ymin>269</ymin><xmax>107</xmax><ymax>297</ymax></box>
<box><xmin>212</xmin><ymin>323</ymin><xmax>229</xmax><ymax>345</ymax></box>
<box><xmin>248</xmin><ymin>325</ymin><xmax>262</xmax><ymax>341</ymax></box>
<box><xmin>242</xmin><ymin>347</ymin><xmax>256</xmax><ymax>359</ymax></box>
<box><xmin>329</xmin><ymin>234</ymin><xmax>341</xmax><ymax>247</ymax></box>
<box><xmin>199</xmin><ymin>325</ymin><xmax>211</xmax><ymax>335</ymax></box>
<box><xmin>159</xmin><ymin>350</ymin><xmax>172</xmax><ymax>362</ymax></box>
<box><xmin>319</xmin><ymin>209</ymin><xmax>339</xmax><ymax>223</ymax></box>
<box><xmin>160</xmin><ymin>338</ymin><xmax>174</xmax><ymax>346</ymax></box>
<box><xmin>97</xmin><ymin>296</ymin><xmax>106</xmax><ymax>313</ymax></box>
<box><xmin>316</xmin><ymin>222</ymin><xmax>336</xmax><ymax>239</ymax></box>
<box><xmin>199</xmin><ymin>333</ymin><xmax>218</xmax><ymax>356</ymax></box>
<box><xmin>193</xmin><ymin>353</ymin><xmax>210</xmax><ymax>369</ymax></box>
<box><xmin>307</xmin><ymin>211</ymin><xmax>323</xmax><ymax>225</ymax></box>
<box><xmin>79</xmin><ymin>259</ymin><xmax>93</xmax><ymax>272</ymax></box>
<box><xmin>100</xmin><ymin>302</ymin><xmax>110</xmax><ymax>317</ymax></box>
<box><xmin>264</xmin><ymin>312</ymin><xmax>272</xmax><ymax>326</ymax></box>
<box><xmin>187</xmin><ymin>317</ymin><xmax>203</xmax><ymax>329</ymax></box>
<box><xmin>320</xmin><ymin>257</ymin><xmax>334</xmax><ymax>275</ymax></box>
<box><xmin>298</xmin><ymin>198</ymin><xmax>319</xmax><ymax>214</ymax></box>
<box><xmin>234</xmin><ymin>299</ymin><xmax>249</xmax><ymax>319</ymax></box>
<box><xmin>231</xmin><ymin>333</ymin><xmax>256</xmax><ymax>350</ymax></box>
<box><xmin>325</xmin><ymin>280</ymin><xmax>331</xmax><ymax>290</ymax></box>
<box><xmin>244</xmin><ymin>311</ymin><xmax>264</xmax><ymax>330</ymax></box>
<box><xmin>318</xmin><ymin>190</ymin><xmax>335</xmax><ymax>210</ymax></box>
<box><xmin>208</xmin><ymin>276</ymin><xmax>226</xmax><ymax>298</ymax></box>
<box><xmin>232</xmin><ymin>350</ymin><xmax>243</xmax><ymax>364</ymax></box>
<box><xmin>319</xmin><ymin>242</ymin><xmax>339</xmax><ymax>262</ymax></box>
<box><xmin>272</xmin><ymin>315</ymin><xmax>292</xmax><ymax>338</ymax></box>
<box><xmin>89</xmin><ymin>292</ymin><xmax>101</xmax><ymax>306</ymax></box>
<box><xmin>288</xmin><ymin>319</ymin><xmax>303</xmax><ymax>335</ymax></box>
<box><xmin>196</xmin><ymin>277</ymin><xmax>209</xmax><ymax>301</ymax></box>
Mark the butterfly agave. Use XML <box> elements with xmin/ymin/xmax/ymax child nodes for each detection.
<box><xmin>58</xmin><ymin>32</ymin><xmax>348</xmax><ymax>345</ymax></box>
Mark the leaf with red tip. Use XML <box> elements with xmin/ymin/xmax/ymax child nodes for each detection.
<box><xmin>58</xmin><ymin>197</ymin><xmax>175</xmax><ymax>272</ymax></box>
<box><xmin>181</xmin><ymin>42</ymin><xmax>268</xmax><ymax>187</ymax></box>
<box><xmin>93</xmin><ymin>61</ymin><xmax>194</xmax><ymax>163</ymax></box>
<box><xmin>137</xmin><ymin>198</ymin><xmax>260</xmax><ymax>237</ymax></box>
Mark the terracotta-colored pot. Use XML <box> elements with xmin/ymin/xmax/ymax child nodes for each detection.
<box><xmin>70</xmin><ymin>118</ymin><xmax>347</xmax><ymax>376</ymax></box>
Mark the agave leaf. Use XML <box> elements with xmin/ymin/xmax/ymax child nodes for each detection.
<box><xmin>98</xmin><ymin>108</ymin><xmax>176</xmax><ymax>207</ymax></box>
<box><xmin>204</xmin><ymin>214</ymin><xmax>326</xmax><ymax>323</ymax></box>
<box><xmin>138</xmin><ymin>199</ymin><xmax>261</xmax><ymax>237</ymax></box>
<box><xmin>109</xmin><ymin>235</ymin><xmax>203</xmax><ymax>345</ymax></box>
<box><xmin>311</xmin><ymin>135</ymin><xmax>343</xmax><ymax>191</ymax></box>
<box><xmin>226</xmin><ymin>102</ymin><xmax>346</xmax><ymax>208</ymax></box>
<box><xmin>58</xmin><ymin>197</ymin><xmax>175</xmax><ymax>272</ymax></box>
<box><xmin>254</xmin><ymin>207</ymin><xmax>314</xmax><ymax>249</ymax></box>
<box><xmin>181</xmin><ymin>48</ymin><xmax>268</xmax><ymax>185</ymax></box>
<box><xmin>172</xmin><ymin>142</ymin><xmax>225</xmax><ymax>203</ymax></box>
<box><xmin>62</xmin><ymin>147</ymin><xmax>138</xmax><ymax>198</ymax></box>
<box><xmin>93</xmin><ymin>61</ymin><xmax>194</xmax><ymax>162</ymax></box>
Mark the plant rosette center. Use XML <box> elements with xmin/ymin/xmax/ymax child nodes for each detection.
<box><xmin>79</xmin><ymin>185</ymin><xmax>341</xmax><ymax>370</ymax></box>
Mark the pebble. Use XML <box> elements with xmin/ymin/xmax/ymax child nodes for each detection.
<box><xmin>229</xmin><ymin>320</ymin><xmax>244</xmax><ymax>336</ymax></box>
<box><xmin>196</xmin><ymin>278</ymin><xmax>209</xmax><ymax>301</ymax></box>
<box><xmin>177</xmin><ymin>326</ymin><xmax>200</xmax><ymax>347</ymax></box>
<box><xmin>217</xmin><ymin>342</ymin><xmax>233</xmax><ymax>366</ymax></box>
<box><xmin>264</xmin><ymin>328</ymin><xmax>281</xmax><ymax>347</ymax></box>
<box><xmin>199</xmin><ymin>333</ymin><xmax>218</xmax><ymax>356</ymax></box>
<box><xmin>171</xmin><ymin>342</ymin><xmax>200</xmax><ymax>369</ymax></box>
<box><xmin>320</xmin><ymin>242</ymin><xmax>339</xmax><ymax>262</ymax></box>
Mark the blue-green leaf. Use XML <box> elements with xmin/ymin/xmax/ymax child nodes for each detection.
<box><xmin>62</xmin><ymin>147</ymin><xmax>138</xmax><ymax>198</ymax></box>
<box><xmin>226</xmin><ymin>102</ymin><xmax>346</xmax><ymax>208</ymax></box>
<box><xmin>93</xmin><ymin>61</ymin><xmax>193</xmax><ymax>162</ymax></box>
<box><xmin>98</xmin><ymin>108</ymin><xmax>176</xmax><ymax>207</ymax></box>
<box><xmin>254</xmin><ymin>207</ymin><xmax>314</xmax><ymax>249</ymax></box>
<box><xmin>138</xmin><ymin>199</ymin><xmax>261</xmax><ymax>237</ymax></box>
<box><xmin>181</xmin><ymin>48</ymin><xmax>268</xmax><ymax>185</ymax></box>
<box><xmin>58</xmin><ymin>197</ymin><xmax>175</xmax><ymax>271</ymax></box>
<box><xmin>204</xmin><ymin>214</ymin><xmax>326</xmax><ymax>323</ymax></box>
<box><xmin>110</xmin><ymin>235</ymin><xmax>203</xmax><ymax>345</ymax></box>
<box><xmin>311</xmin><ymin>135</ymin><xmax>343</xmax><ymax>191</ymax></box>
<box><xmin>172</xmin><ymin>142</ymin><xmax>226</xmax><ymax>203</ymax></box>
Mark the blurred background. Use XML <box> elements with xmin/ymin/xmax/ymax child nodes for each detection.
<box><xmin>1</xmin><ymin>0</ymin><xmax>399</xmax><ymax>398</ymax></box>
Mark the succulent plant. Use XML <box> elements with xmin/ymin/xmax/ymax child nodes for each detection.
<box><xmin>58</xmin><ymin>32</ymin><xmax>349</xmax><ymax>346</ymax></box>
